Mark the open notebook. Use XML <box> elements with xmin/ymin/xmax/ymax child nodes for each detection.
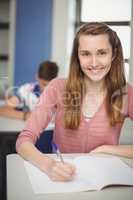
<box><xmin>24</xmin><ymin>154</ymin><xmax>133</xmax><ymax>194</ymax></box>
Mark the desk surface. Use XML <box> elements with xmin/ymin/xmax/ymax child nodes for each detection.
<box><xmin>0</xmin><ymin>116</ymin><xmax>25</xmax><ymax>132</ymax></box>
<box><xmin>0</xmin><ymin>116</ymin><xmax>54</xmax><ymax>132</ymax></box>
<box><xmin>7</xmin><ymin>154</ymin><xmax>133</xmax><ymax>200</ymax></box>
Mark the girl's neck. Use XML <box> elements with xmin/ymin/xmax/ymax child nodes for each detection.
<box><xmin>84</xmin><ymin>77</ymin><xmax>106</xmax><ymax>94</ymax></box>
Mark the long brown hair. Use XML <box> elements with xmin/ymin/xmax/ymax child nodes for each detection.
<box><xmin>63</xmin><ymin>22</ymin><xmax>126</xmax><ymax>129</ymax></box>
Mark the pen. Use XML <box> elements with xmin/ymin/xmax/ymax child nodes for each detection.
<box><xmin>52</xmin><ymin>142</ymin><xmax>64</xmax><ymax>163</ymax></box>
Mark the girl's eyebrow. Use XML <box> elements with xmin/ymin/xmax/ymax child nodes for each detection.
<box><xmin>78</xmin><ymin>50</ymin><xmax>90</xmax><ymax>52</ymax></box>
<box><xmin>79</xmin><ymin>48</ymin><xmax>110</xmax><ymax>52</ymax></box>
<box><xmin>97</xmin><ymin>48</ymin><xmax>110</xmax><ymax>51</ymax></box>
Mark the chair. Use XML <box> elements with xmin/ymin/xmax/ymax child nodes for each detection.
<box><xmin>35</xmin><ymin>130</ymin><xmax>53</xmax><ymax>153</ymax></box>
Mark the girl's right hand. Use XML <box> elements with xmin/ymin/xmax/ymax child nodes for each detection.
<box><xmin>47</xmin><ymin>160</ymin><xmax>76</xmax><ymax>182</ymax></box>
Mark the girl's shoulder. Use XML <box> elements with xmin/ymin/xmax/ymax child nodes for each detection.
<box><xmin>48</xmin><ymin>78</ymin><xmax>67</xmax><ymax>90</ymax></box>
<box><xmin>49</xmin><ymin>77</ymin><xmax>66</xmax><ymax>84</ymax></box>
<box><xmin>42</xmin><ymin>78</ymin><xmax>67</xmax><ymax>97</ymax></box>
<box><xmin>127</xmin><ymin>83</ymin><xmax>133</xmax><ymax>95</ymax></box>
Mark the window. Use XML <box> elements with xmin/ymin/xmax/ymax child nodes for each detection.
<box><xmin>81</xmin><ymin>0</ymin><xmax>131</xmax><ymax>22</ymax></box>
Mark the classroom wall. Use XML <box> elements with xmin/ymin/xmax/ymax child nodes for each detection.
<box><xmin>14</xmin><ymin>0</ymin><xmax>53</xmax><ymax>86</ymax></box>
<box><xmin>51</xmin><ymin>0</ymin><xmax>76</xmax><ymax>77</ymax></box>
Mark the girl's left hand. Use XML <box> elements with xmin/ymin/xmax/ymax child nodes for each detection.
<box><xmin>90</xmin><ymin>145</ymin><xmax>109</xmax><ymax>154</ymax></box>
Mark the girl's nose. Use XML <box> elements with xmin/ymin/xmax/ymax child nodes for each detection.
<box><xmin>90</xmin><ymin>56</ymin><xmax>98</xmax><ymax>68</ymax></box>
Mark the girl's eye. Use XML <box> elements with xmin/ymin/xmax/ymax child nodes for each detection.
<box><xmin>80</xmin><ymin>52</ymin><xmax>90</xmax><ymax>56</ymax></box>
<box><xmin>98</xmin><ymin>51</ymin><xmax>107</xmax><ymax>55</ymax></box>
<box><xmin>82</xmin><ymin>53</ymin><xmax>88</xmax><ymax>56</ymax></box>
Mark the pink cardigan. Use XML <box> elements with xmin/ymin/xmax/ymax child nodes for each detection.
<box><xmin>16</xmin><ymin>78</ymin><xmax>133</xmax><ymax>153</ymax></box>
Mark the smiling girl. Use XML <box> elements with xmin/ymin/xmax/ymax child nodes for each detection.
<box><xmin>16</xmin><ymin>22</ymin><xmax>133</xmax><ymax>182</ymax></box>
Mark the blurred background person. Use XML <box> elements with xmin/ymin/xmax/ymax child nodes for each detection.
<box><xmin>0</xmin><ymin>60</ymin><xmax>59</xmax><ymax>120</ymax></box>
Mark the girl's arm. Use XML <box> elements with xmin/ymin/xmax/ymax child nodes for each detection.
<box><xmin>17</xmin><ymin>141</ymin><xmax>75</xmax><ymax>181</ymax></box>
<box><xmin>16</xmin><ymin>79</ymin><xmax>76</xmax><ymax>181</ymax></box>
<box><xmin>91</xmin><ymin>144</ymin><xmax>133</xmax><ymax>158</ymax></box>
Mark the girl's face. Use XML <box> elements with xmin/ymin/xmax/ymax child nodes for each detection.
<box><xmin>78</xmin><ymin>34</ymin><xmax>113</xmax><ymax>83</ymax></box>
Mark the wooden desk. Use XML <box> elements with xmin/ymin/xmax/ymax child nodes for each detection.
<box><xmin>7</xmin><ymin>154</ymin><xmax>133</xmax><ymax>200</ymax></box>
<box><xmin>0</xmin><ymin>116</ymin><xmax>54</xmax><ymax>132</ymax></box>
<box><xmin>0</xmin><ymin>116</ymin><xmax>25</xmax><ymax>132</ymax></box>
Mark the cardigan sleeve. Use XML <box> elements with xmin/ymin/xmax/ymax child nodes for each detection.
<box><xmin>128</xmin><ymin>84</ymin><xmax>133</xmax><ymax>120</ymax></box>
<box><xmin>16</xmin><ymin>78</ymin><xmax>64</xmax><ymax>151</ymax></box>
